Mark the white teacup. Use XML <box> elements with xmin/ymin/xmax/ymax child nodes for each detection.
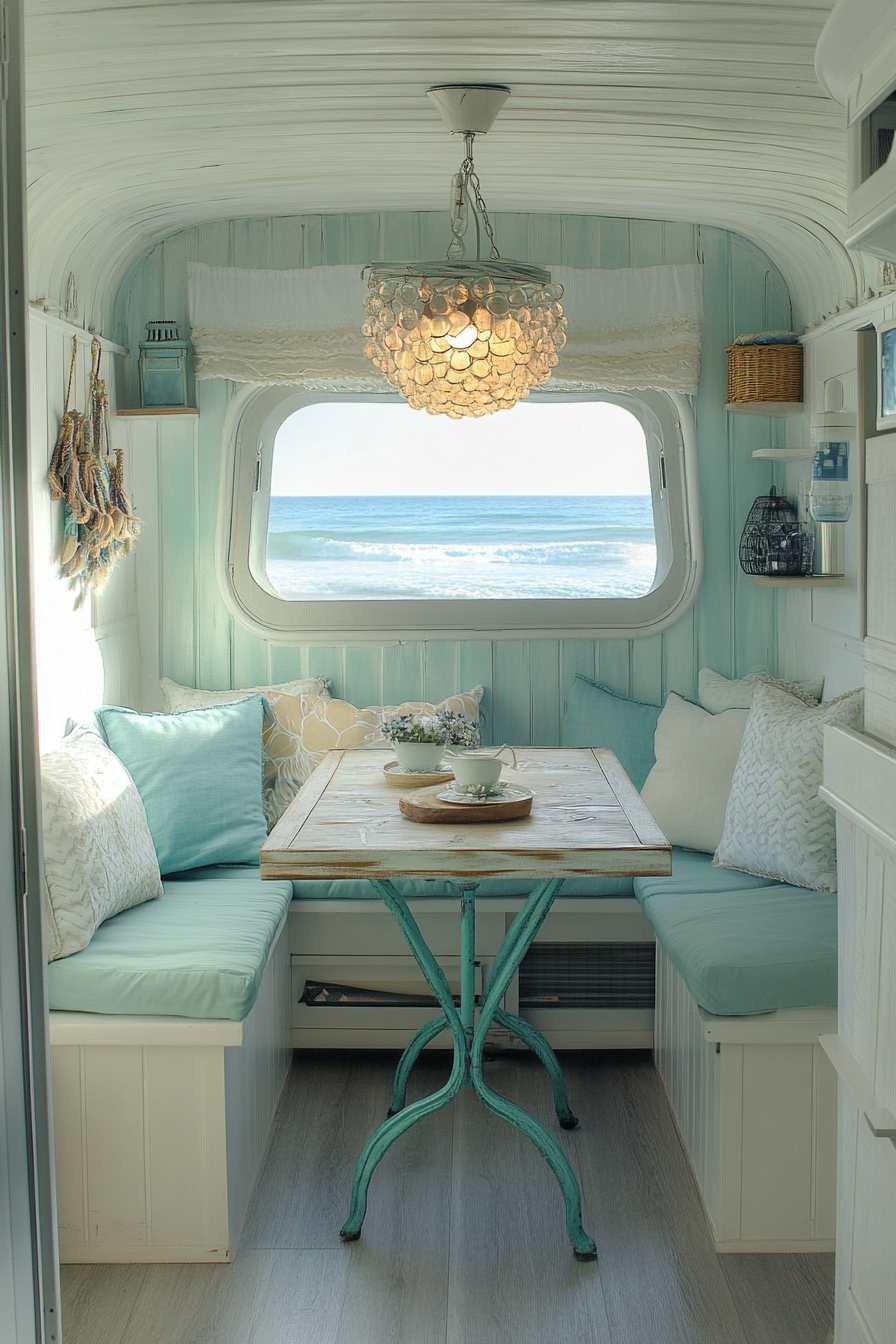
<box><xmin>445</xmin><ymin>745</ymin><xmax>517</xmax><ymax>795</ymax></box>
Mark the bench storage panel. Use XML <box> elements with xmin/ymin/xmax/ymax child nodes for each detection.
<box><xmin>50</xmin><ymin>915</ymin><xmax>291</xmax><ymax>1263</ymax></box>
<box><xmin>287</xmin><ymin>896</ymin><xmax>657</xmax><ymax>1050</ymax></box>
<box><xmin>655</xmin><ymin>946</ymin><xmax>837</xmax><ymax>1252</ymax></box>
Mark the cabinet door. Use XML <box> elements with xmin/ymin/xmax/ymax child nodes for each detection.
<box><xmin>838</xmin><ymin>1089</ymin><xmax>896</xmax><ymax>1344</ymax></box>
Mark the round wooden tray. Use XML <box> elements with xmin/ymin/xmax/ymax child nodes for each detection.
<box><xmin>399</xmin><ymin>784</ymin><xmax>533</xmax><ymax>824</ymax></box>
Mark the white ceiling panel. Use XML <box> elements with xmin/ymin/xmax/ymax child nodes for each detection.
<box><xmin>24</xmin><ymin>0</ymin><xmax>855</xmax><ymax>328</ymax></box>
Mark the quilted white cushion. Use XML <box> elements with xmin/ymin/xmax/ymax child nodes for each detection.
<box><xmin>41</xmin><ymin>726</ymin><xmax>162</xmax><ymax>961</ymax></box>
<box><xmin>714</xmin><ymin>681</ymin><xmax>863</xmax><ymax>892</ymax></box>
<box><xmin>698</xmin><ymin>666</ymin><xmax>823</xmax><ymax>713</ymax></box>
<box><xmin>640</xmin><ymin>694</ymin><xmax>749</xmax><ymax>854</ymax></box>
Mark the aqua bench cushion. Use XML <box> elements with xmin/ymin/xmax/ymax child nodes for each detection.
<box><xmin>633</xmin><ymin>848</ymin><xmax>836</xmax><ymax>1015</ymax></box>
<box><xmin>166</xmin><ymin>865</ymin><xmax>636</xmax><ymax>900</ymax></box>
<box><xmin>47</xmin><ymin>876</ymin><xmax>293</xmax><ymax>1020</ymax></box>
<box><xmin>633</xmin><ymin>846</ymin><xmax>782</xmax><ymax>904</ymax></box>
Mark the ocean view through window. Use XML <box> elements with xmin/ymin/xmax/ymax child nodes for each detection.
<box><xmin>263</xmin><ymin>401</ymin><xmax>657</xmax><ymax>602</ymax></box>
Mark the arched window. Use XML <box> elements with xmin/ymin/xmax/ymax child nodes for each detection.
<box><xmin>226</xmin><ymin>389</ymin><xmax>701</xmax><ymax>641</ymax></box>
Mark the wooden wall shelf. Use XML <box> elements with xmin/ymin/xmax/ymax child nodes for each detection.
<box><xmin>751</xmin><ymin>448</ymin><xmax>815</xmax><ymax>460</ymax></box>
<box><xmin>753</xmin><ymin>574</ymin><xmax>846</xmax><ymax>588</ymax></box>
<box><xmin>115</xmin><ymin>407</ymin><xmax>199</xmax><ymax>417</ymax></box>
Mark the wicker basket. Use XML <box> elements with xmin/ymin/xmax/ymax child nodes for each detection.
<box><xmin>726</xmin><ymin>343</ymin><xmax>803</xmax><ymax>405</ymax></box>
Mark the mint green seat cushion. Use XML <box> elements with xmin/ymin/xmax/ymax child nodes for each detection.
<box><xmin>642</xmin><ymin>885</ymin><xmax>837</xmax><ymax>1015</ymax></box>
<box><xmin>633</xmin><ymin>847</ymin><xmax>782</xmax><ymax>905</ymax></box>
<box><xmin>562</xmin><ymin>676</ymin><xmax>661</xmax><ymax>791</ymax></box>
<box><xmin>94</xmin><ymin>699</ymin><xmax>268</xmax><ymax>875</ymax></box>
<box><xmin>167</xmin><ymin>865</ymin><xmax>635</xmax><ymax>900</ymax></box>
<box><xmin>47</xmin><ymin>877</ymin><xmax>292</xmax><ymax>1020</ymax></box>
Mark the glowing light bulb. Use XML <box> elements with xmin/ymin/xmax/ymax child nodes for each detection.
<box><xmin>445</xmin><ymin>323</ymin><xmax>478</xmax><ymax>350</ymax></box>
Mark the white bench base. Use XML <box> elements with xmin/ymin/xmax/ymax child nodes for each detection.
<box><xmin>654</xmin><ymin>946</ymin><xmax>837</xmax><ymax>1253</ymax></box>
<box><xmin>49</xmin><ymin>917</ymin><xmax>291</xmax><ymax>1264</ymax></box>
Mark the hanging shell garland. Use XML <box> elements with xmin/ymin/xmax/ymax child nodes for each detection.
<box><xmin>46</xmin><ymin>338</ymin><xmax>141</xmax><ymax>607</ymax></box>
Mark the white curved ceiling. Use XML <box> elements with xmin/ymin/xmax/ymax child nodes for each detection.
<box><xmin>25</xmin><ymin>0</ymin><xmax>855</xmax><ymax>331</ymax></box>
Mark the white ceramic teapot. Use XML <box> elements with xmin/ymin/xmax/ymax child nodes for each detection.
<box><xmin>443</xmin><ymin>744</ymin><xmax>517</xmax><ymax>795</ymax></box>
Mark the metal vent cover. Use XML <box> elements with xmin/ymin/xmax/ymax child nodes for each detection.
<box><xmin>519</xmin><ymin>943</ymin><xmax>655</xmax><ymax>1009</ymax></box>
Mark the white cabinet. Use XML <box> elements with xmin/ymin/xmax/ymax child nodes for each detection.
<box><xmin>820</xmin><ymin>726</ymin><xmax>896</xmax><ymax>1344</ymax></box>
<box><xmin>816</xmin><ymin>1</ymin><xmax>896</xmax><ymax>262</ymax></box>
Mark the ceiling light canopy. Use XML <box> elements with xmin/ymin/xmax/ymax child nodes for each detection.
<box><xmin>362</xmin><ymin>85</ymin><xmax>566</xmax><ymax>418</ymax></box>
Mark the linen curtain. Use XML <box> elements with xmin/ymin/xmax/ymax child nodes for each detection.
<box><xmin>188</xmin><ymin>260</ymin><xmax>703</xmax><ymax>394</ymax></box>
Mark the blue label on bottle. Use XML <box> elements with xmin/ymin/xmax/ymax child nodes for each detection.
<box><xmin>811</xmin><ymin>444</ymin><xmax>848</xmax><ymax>480</ymax></box>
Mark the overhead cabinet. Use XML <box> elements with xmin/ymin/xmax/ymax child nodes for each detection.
<box><xmin>843</xmin><ymin>30</ymin><xmax>896</xmax><ymax>259</ymax></box>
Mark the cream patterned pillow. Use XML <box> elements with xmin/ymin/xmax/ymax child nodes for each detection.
<box><xmin>160</xmin><ymin>675</ymin><xmax>330</xmax><ymax>712</ymax></box>
<box><xmin>293</xmin><ymin>688</ymin><xmax>484</xmax><ymax>792</ymax></box>
<box><xmin>640</xmin><ymin>694</ymin><xmax>749</xmax><ymax>854</ymax></box>
<box><xmin>714</xmin><ymin>681</ymin><xmax>863</xmax><ymax>891</ymax></box>
<box><xmin>41</xmin><ymin>726</ymin><xmax>162</xmax><ymax>961</ymax></box>
<box><xmin>698</xmin><ymin>666</ymin><xmax>823</xmax><ymax>713</ymax></box>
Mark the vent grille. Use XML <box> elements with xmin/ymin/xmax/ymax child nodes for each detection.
<box><xmin>519</xmin><ymin>943</ymin><xmax>655</xmax><ymax>1009</ymax></box>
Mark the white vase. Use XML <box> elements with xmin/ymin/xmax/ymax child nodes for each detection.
<box><xmin>392</xmin><ymin>741</ymin><xmax>445</xmax><ymax>773</ymax></box>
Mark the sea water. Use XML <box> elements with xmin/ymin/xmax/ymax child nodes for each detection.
<box><xmin>266</xmin><ymin>496</ymin><xmax>656</xmax><ymax>601</ymax></box>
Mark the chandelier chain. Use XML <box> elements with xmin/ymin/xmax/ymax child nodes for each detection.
<box><xmin>447</xmin><ymin>132</ymin><xmax>501</xmax><ymax>263</ymax></box>
<box><xmin>464</xmin><ymin>159</ymin><xmax>501</xmax><ymax>261</ymax></box>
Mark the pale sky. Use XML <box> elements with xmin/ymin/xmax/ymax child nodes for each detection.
<box><xmin>271</xmin><ymin>400</ymin><xmax>651</xmax><ymax>496</ymax></box>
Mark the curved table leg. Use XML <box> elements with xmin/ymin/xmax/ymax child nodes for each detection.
<box><xmin>492</xmin><ymin>1006</ymin><xmax>578</xmax><ymax>1129</ymax></box>
<box><xmin>344</xmin><ymin>875</ymin><xmax>595</xmax><ymax>1259</ymax></box>
<box><xmin>471</xmin><ymin>877</ymin><xmax>596</xmax><ymax>1258</ymax></box>
<box><xmin>469</xmin><ymin>1067</ymin><xmax>597</xmax><ymax>1261</ymax></box>
<box><xmin>341</xmin><ymin>879</ymin><xmax>467</xmax><ymax>1243</ymax></box>
<box><xmin>388</xmin><ymin>1014</ymin><xmax>449</xmax><ymax>1116</ymax></box>
<box><xmin>340</xmin><ymin>1059</ymin><xmax>465</xmax><ymax>1242</ymax></box>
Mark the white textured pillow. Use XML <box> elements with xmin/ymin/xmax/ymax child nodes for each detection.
<box><xmin>640</xmin><ymin>694</ymin><xmax>749</xmax><ymax>854</ymax></box>
<box><xmin>714</xmin><ymin>681</ymin><xmax>864</xmax><ymax>891</ymax></box>
<box><xmin>698</xmin><ymin>666</ymin><xmax>823</xmax><ymax>713</ymax></box>
<box><xmin>41</xmin><ymin>726</ymin><xmax>162</xmax><ymax>961</ymax></box>
<box><xmin>160</xmin><ymin>675</ymin><xmax>330</xmax><ymax>712</ymax></box>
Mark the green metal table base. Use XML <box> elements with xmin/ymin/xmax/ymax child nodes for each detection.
<box><xmin>339</xmin><ymin>876</ymin><xmax>597</xmax><ymax>1261</ymax></box>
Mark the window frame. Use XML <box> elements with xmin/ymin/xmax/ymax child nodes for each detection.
<box><xmin>224</xmin><ymin>386</ymin><xmax>702</xmax><ymax>642</ymax></box>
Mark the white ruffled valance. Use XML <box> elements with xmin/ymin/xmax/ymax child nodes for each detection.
<box><xmin>188</xmin><ymin>260</ymin><xmax>703</xmax><ymax>395</ymax></box>
<box><xmin>188</xmin><ymin>262</ymin><xmax>381</xmax><ymax>389</ymax></box>
<box><xmin>551</xmin><ymin>263</ymin><xmax>703</xmax><ymax>395</ymax></box>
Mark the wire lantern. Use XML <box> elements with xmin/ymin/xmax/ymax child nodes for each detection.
<box><xmin>739</xmin><ymin>487</ymin><xmax>815</xmax><ymax>577</ymax></box>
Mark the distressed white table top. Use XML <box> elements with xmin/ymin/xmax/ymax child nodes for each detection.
<box><xmin>261</xmin><ymin>748</ymin><xmax>671</xmax><ymax>883</ymax></box>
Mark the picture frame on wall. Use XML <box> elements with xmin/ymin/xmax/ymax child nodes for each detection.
<box><xmin>877</xmin><ymin>320</ymin><xmax>896</xmax><ymax>430</ymax></box>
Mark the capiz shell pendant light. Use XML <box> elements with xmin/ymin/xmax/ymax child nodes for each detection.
<box><xmin>362</xmin><ymin>85</ymin><xmax>566</xmax><ymax>418</ymax></box>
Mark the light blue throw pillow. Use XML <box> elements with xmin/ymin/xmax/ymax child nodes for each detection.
<box><xmin>562</xmin><ymin>675</ymin><xmax>662</xmax><ymax>791</ymax></box>
<box><xmin>94</xmin><ymin>698</ymin><xmax>269</xmax><ymax>875</ymax></box>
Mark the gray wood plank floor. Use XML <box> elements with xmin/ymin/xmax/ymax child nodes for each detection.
<box><xmin>60</xmin><ymin>1050</ymin><xmax>835</xmax><ymax>1344</ymax></box>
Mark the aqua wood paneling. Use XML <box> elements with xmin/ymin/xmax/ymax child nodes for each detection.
<box><xmin>528</xmin><ymin>641</ymin><xmax>562</xmax><ymax>746</ymax></box>
<box><xmin>115</xmin><ymin>211</ymin><xmax>786</xmax><ymax>742</ymax></box>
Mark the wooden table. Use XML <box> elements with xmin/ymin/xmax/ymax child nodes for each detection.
<box><xmin>262</xmin><ymin>747</ymin><xmax>671</xmax><ymax>1260</ymax></box>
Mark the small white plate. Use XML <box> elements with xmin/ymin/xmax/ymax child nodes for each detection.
<box><xmin>437</xmin><ymin>785</ymin><xmax>534</xmax><ymax>806</ymax></box>
<box><xmin>383</xmin><ymin>760</ymin><xmax>454</xmax><ymax>790</ymax></box>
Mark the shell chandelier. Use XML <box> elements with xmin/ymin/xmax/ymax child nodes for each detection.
<box><xmin>362</xmin><ymin>86</ymin><xmax>566</xmax><ymax>418</ymax></box>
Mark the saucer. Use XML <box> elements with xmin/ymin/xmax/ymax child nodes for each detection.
<box><xmin>436</xmin><ymin>784</ymin><xmax>534</xmax><ymax>806</ymax></box>
<box><xmin>383</xmin><ymin>760</ymin><xmax>455</xmax><ymax>790</ymax></box>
